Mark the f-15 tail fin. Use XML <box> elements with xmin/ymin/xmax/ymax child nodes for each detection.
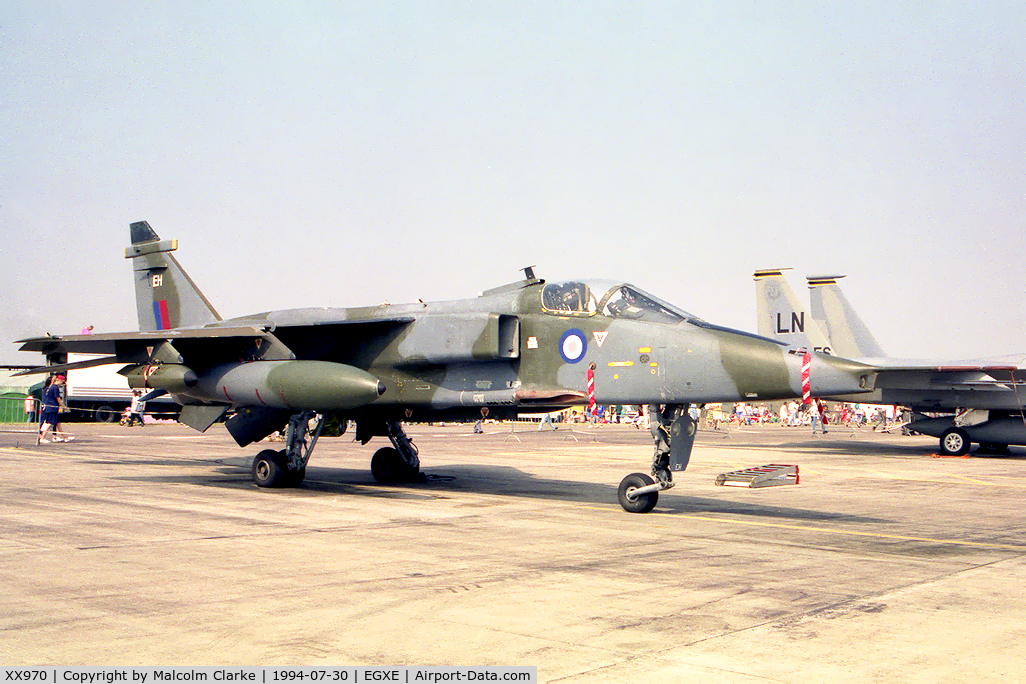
<box><xmin>754</xmin><ymin>269</ymin><xmax>833</xmax><ymax>354</ymax></box>
<box><xmin>807</xmin><ymin>275</ymin><xmax>885</xmax><ymax>358</ymax></box>
<box><xmin>125</xmin><ymin>221</ymin><xmax>221</xmax><ymax>331</ymax></box>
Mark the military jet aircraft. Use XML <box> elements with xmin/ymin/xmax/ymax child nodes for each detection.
<box><xmin>16</xmin><ymin>222</ymin><xmax>876</xmax><ymax>512</ymax></box>
<box><xmin>754</xmin><ymin>269</ymin><xmax>1026</xmax><ymax>456</ymax></box>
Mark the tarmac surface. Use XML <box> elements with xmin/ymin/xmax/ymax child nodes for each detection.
<box><xmin>2</xmin><ymin>419</ymin><xmax>1025</xmax><ymax>682</ymax></box>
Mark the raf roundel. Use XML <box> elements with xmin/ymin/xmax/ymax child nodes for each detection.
<box><xmin>559</xmin><ymin>328</ymin><xmax>588</xmax><ymax>364</ymax></box>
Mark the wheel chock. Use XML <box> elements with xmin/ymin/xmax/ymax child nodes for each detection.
<box><xmin>715</xmin><ymin>464</ymin><xmax>799</xmax><ymax>488</ymax></box>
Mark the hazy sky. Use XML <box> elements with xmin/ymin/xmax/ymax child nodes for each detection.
<box><xmin>3</xmin><ymin>2</ymin><xmax>1024</xmax><ymax>365</ymax></box>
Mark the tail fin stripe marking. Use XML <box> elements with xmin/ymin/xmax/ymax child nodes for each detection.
<box><xmin>152</xmin><ymin>300</ymin><xmax>171</xmax><ymax>330</ymax></box>
<box><xmin>159</xmin><ymin>300</ymin><xmax>171</xmax><ymax>329</ymax></box>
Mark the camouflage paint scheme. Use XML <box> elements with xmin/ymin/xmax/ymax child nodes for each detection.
<box><xmin>18</xmin><ymin>223</ymin><xmax>877</xmax><ymax>510</ymax></box>
<box><xmin>190</xmin><ymin>277</ymin><xmax>871</xmax><ymax>416</ymax></box>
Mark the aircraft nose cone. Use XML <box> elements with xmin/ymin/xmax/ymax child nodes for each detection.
<box><xmin>376</xmin><ymin>380</ymin><xmax>386</xmax><ymax>397</ymax></box>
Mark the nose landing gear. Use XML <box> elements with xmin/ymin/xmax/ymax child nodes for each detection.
<box><xmin>618</xmin><ymin>403</ymin><xmax>696</xmax><ymax>513</ymax></box>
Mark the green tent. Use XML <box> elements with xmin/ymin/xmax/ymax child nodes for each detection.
<box><xmin>0</xmin><ymin>369</ymin><xmax>45</xmax><ymax>423</ymax></box>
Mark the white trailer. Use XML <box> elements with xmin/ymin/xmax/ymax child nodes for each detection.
<box><xmin>64</xmin><ymin>354</ymin><xmax>177</xmax><ymax>422</ymax></box>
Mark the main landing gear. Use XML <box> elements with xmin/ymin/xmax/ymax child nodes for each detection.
<box><xmin>618</xmin><ymin>404</ymin><xmax>697</xmax><ymax>513</ymax></box>
<box><xmin>371</xmin><ymin>420</ymin><xmax>422</xmax><ymax>483</ymax></box>
<box><xmin>251</xmin><ymin>414</ymin><xmax>422</xmax><ymax>489</ymax></box>
<box><xmin>252</xmin><ymin>411</ymin><xmax>323</xmax><ymax>488</ymax></box>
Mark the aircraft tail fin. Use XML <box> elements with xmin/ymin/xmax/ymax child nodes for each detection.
<box><xmin>125</xmin><ymin>221</ymin><xmax>222</xmax><ymax>331</ymax></box>
<box><xmin>807</xmin><ymin>275</ymin><xmax>885</xmax><ymax>358</ymax></box>
<box><xmin>754</xmin><ymin>269</ymin><xmax>833</xmax><ymax>353</ymax></box>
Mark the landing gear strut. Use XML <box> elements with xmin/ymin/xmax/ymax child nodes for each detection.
<box><xmin>371</xmin><ymin>420</ymin><xmax>422</xmax><ymax>483</ymax></box>
<box><xmin>618</xmin><ymin>404</ymin><xmax>696</xmax><ymax>513</ymax></box>
<box><xmin>252</xmin><ymin>411</ymin><xmax>323</xmax><ymax>488</ymax></box>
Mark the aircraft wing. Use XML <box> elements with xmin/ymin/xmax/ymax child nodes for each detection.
<box><xmin>854</xmin><ymin>356</ymin><xmax>1026</xmax><ymax>410</ymax></box>
<box><xmin>18</xmin><ymin>326</ymin><xmax>274</xmax><ymax>355</ymax></box>
<box><xmin>17</xmin><ymin>317</ymin><xmax>415</xmax><ymax>369</ymax></box>
<box><xmin>13</xmin><ymin>354</ymin><xmax>130</xmax><ymax>376</ymax></box>
<box><xmin>866</xmin><ymin>355</ymin><xmax>1026</xmax><ymax>378</ymax></box>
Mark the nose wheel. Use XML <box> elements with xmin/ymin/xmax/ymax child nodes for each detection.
<box><xmin>617</xmin><ymin>403</ymin><xmax>694</xmax><ymax>513</ymax></box>
<box><xmin>617</xmin><ymin>473</ymin><xmax>661</xmax><ymax>513</ymax></box>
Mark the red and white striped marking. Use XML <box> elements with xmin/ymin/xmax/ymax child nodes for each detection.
<box><xmin>801</xmin><ymin>352</ymin><xmax>812</xmax><ymax>403</ymax></box>
<box><xmin>587</xmin><ymin>365</ymin><xmax>596</xmax><ymax>415</ymax></box>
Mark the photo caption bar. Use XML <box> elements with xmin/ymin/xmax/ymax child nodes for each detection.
<box><xmin>0</xmin><ymin>668</ymin><xmax>537</xmax><ymax>684</ymax></box>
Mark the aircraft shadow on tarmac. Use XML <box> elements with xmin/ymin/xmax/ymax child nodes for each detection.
<box><xmin>80</xmin><ymin>457</ymin><xmax>238</xmax><ymax>467</ymax></box>
<box><xmin>735</xmin><ymin>437</ymin><xmax>1026</xmax><ymax>459</ymax></box>
<box><xmin>110</xmin><ymin>460</ymin><xmax>892</xmax><ymax>525</ymax></box>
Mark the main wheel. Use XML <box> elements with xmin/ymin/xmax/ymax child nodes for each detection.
<box><xmin>618</xmin><ymin>472</ymin><xmax>659</xmax><ymax>513</ymax></box>
<box><xmin>285</xmin><ymin>466</ymin><xmax>306</xmax><ymax>487</ymax></box>
<box><xmin>95</xmin><ymin>405</ymin><xmax>117</xmax><ymax>423</ymax></box>
<box><xmin>371</xmin><ymin>447</ymin><xmax>416</xmax><ymax>483</ymax></box>
<box><xmin>276</xmin><ymin>450</ymin><xmax>306</xmax><ymax>487</ymax></box>
<box><xmin>940</xmin><ymin>427</ymin><xmax>971</xmax><ymax>456</ymax></box>
<box><xmin>252</xmin><ymin>449</ymin><xmax>289</xmax><ymax>487</ymax></box>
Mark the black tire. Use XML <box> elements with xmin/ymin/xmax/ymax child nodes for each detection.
<box><xmin>278</xmin><ymin>450</ymin><xmax>306</xmax><ymax>487</ymax></box>
<box><xmin>940</xmin><ymin>427</ymin><xmax>971</xmax><ymax>456</ymax></box>
<box><xmin>618</xmin><ymin>472</ymin><xmax>659</xmax><ymax>513</ymax></box>
<box><xmin>252</xmin><ymin>449</ymin><xmax>289</xmax><ymax>487</ymax></box>
<box><xmin>95</xmin><ymin>405</ymin><xmax>117</xmax><ymax>423</ymax></box>
<box><xmin>284</xmin><ymin>466</ymin><xmax>306</xmax><ymax>487</ymax></box>
<box><xmin>371</xmin><ymin>447</ymin><xmax>413</xmax><ymax>483</ymax></box>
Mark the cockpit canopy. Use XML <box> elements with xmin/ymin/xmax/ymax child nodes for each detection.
<box><xmin>540</xmin><ymin>280</ymin><xmax>700</xmax><ymax>325</ymax></box>
<box><xmin>541</xmin><ymin>281</ymin><xmax>598</xmax><ymax>314</ymax></box>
